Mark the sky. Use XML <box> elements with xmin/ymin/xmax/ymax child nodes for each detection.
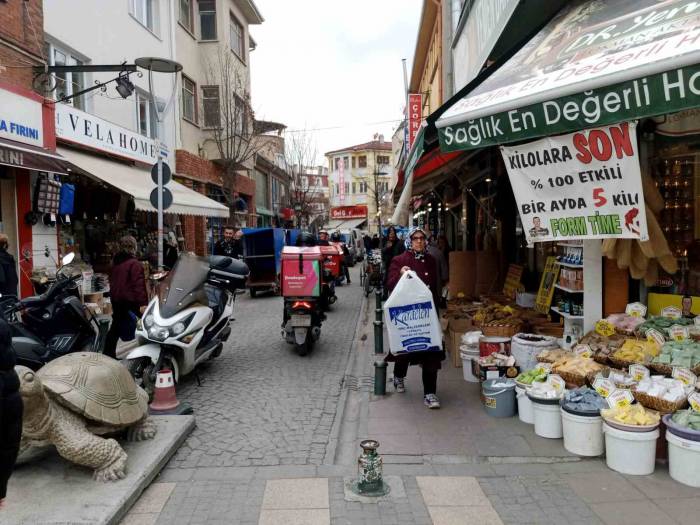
<box><xmin>249</xmin><ymin>0</ymin><xmax>422</xmax><ymax>165</ymax></box>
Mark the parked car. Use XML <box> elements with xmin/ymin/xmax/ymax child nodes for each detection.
<box><xmin>340</xmin><ymin>228</ymin><xmax>365</xmax><ymax>263</ymax></box>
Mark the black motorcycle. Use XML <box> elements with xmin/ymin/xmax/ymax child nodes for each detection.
<box><xmin>1</xmin><ymin>253</ymin><xmax>107</xmax><ymax>370</ymax></box>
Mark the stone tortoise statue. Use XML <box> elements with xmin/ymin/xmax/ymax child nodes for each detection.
<box><xmin>15</xmin><ymin>352</ymin><xmax>156</xmax><ymax>481</ymax></box>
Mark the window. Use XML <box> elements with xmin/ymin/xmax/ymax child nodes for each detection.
<box><xmin>377</xmin><ymin>155</ymin><xmax>390</xmax><ymax>165</ymax></box>
<box><xmin>334</xmin><ymin>158</ymin><xmax>339</xmax><ymax>170</ymax></box>
<box><xmin>359</xmin><ymin>181</ymin><xmax>367</xmax><ymax>193</ymax></box>
<box><xmin>343</xmin><ymin>156</ymin><xmax>349</xmax><ymax>169</ymax></box>
<box><xmin>47</xmin><ymin>43</ymin><xmax>86</xmax><ymax>111</ymax></box>
<box><xmin>344</xmin><ymin>182</ymin><xmax>349</xmax><ymax>194</ymax></box>
<box><xmin>351</xmin><ymin>157</ymin><xmax>356</xmax><ymax>169</ymax></box>
<box><xmin>255</xmin><ymin>170</ymin><xmax>269</xmax><ymax>209</ymax></box>
<box><xmin>136</xmin><ymin>91</ymin><xmax>159</xmax><ymax>138</ymax></box>
<box><xmin>131</xmin><ymin>0</ymin><xmax>158</xmax><ymax>33</ymax></box>
<box><xmin>179</xmin><ymin>0</ymin><xmax>193</xmax><ymax>32</ymax></box>
<box><xmin>182</xmin><ymin>76</ymin><xmax>197</xmax><ymax>123</ymax></box>
<box><xmin>202</xmin><ymin>86</ymin><xmax>220</xmax><ymax>127</ymax></box>
<box><xmin>358</xmin><ymin>156</ymin><xmax>367</xmax><ymax>168</ymax></box>
<box><xmin>229</xmin><ymin>12</ymin><xmax>244</xmax><ymax>59</ymax></box>
<box><xmin>234</xmin><ymin>95</ymin><xmax>247</xmax><ymax>135</ymax></box>
<box><xmin>352</xmin><ymin>182</ymin><xmax>356</xmax><ymax>194</ymax></box>
<box><xmin>199</xmin><ymin>0</ymin><xmax>216</xmax><ymax>40</ymax></box>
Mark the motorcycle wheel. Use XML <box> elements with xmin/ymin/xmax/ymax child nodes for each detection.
<box><xmin>250</xmin><ymin>288</ymin><xmax>257</xmax><ymax>298</ymax></box>
<box><xmin>294</xmin><ymin>338</ymin><xmax>312</xmax><ymax>356</ymax></box>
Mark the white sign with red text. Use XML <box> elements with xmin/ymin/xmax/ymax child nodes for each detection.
<box><xmin>501</xmin><ymin>121</ymin><xmax>648</xmax><ymax>244</ymax></box>
<box><xmin>408</xmin><ymin>93</ymin><xmax>422</xmax><ymax>149</ymax></box>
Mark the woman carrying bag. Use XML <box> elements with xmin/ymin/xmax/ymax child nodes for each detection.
<box><xmin>385</xmin><ymin>227</ymin><xmax>445</xmax><ymax>409</ymax></box>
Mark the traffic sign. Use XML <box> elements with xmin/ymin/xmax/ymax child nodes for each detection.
<box><xmin>151</xmin><ymin>161</ymin><xmax>172</xmax><ymax>185</ymax></box>
<box><xmin>150</xmin><ymin>187</ymin><xmax>173</xmax><ymax>210</ymax></box>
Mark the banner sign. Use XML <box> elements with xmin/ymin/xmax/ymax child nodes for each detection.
<box><xmin>437</xmin><ymin>0</ymin><xmax>700</xmax><ymax>152</ymax></box>
<box><xmin>0</xmin><ymin>88</ymin><xmax>44</xmax><ymax>147</ymax></box>
<box><xmin>338</xmin><ymin>157</ymin><xmax>345</xmax><ymax>203</ymax></box>
<box><xmin>330</xmin><ymin>205</ymin><xmax>368</xmax><ymax>219</ymax></box>
<box><xmin>501</xmin><ymin>121</ymin><xmax>648</xmax><ymax>244</ymax></box>
<box><xmin>408</xmin><ymin>93</ymin><xmax>422</xmax><ymax>148</ymax></box>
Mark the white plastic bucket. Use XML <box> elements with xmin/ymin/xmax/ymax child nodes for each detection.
<box><xmin>531</xmin><ymin>400</ymin><xmax>563</xmax><ymax>439</ymax></box>
<box><xmin>461</xmin><ymin>353</ymin><xmax>479</xmax><ymax>382</ymax></box>
<box><xmin>511</xmin><ymin>333</ymin><xmax>557</xmax><ymax>371</ymax></box>
<box><xmin>561</xmin><ymin>408</ymin><xmax>603</xmax><ymax>456</ymax></box>
<box><xmin>603</xmin><ymin>423</ymin><xmax>659</xmax><ymax>475</ymax></box>
<box><xmin>666</xmin><ymin>431</ymin><xmax>700</xmax><ymax>487</ymax></box>
<box><xmin>515</xmin><ymin>386</ymin><xmax>533</xmax><ymax>424</ymax></box>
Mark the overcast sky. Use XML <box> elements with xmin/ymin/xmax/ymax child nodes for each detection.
<box><xmin>250</xmin><ymin>0</ymin><xmax>422</xmax><ymax>165</ymax></box>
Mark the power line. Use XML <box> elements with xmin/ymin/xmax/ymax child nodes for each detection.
<box><xmin>285</xmin><ymin>118</ymin><xmax>405</xmax><ymax>133</ymax></box>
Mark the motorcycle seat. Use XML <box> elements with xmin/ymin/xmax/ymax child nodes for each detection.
<box><xmin>21</xmin><ymin>294</ymin><xmax>51</xmax><ymax>308</ymax></box>
<box><xmin>204</xmin><ymin>284</ymin><xmax>226</xmax><ymax>320</ymax></box>
<box><xmin>209</xmin><ymin>255</ymin><xmax>248</xmax><ymax>276</ymax></box>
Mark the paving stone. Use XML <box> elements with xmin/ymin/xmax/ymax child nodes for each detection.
<box><xmin>564</xmin><ymin>471</ymin><xmax>647</xmax><ymax>503</ymax></box>
<box><xmin>427</xmin><ymin>505</ymin><xmax>504</xmax><ymax>525</ymax></box>
<box><xmin>654</xmin><ymin>496</ymin><xmax>700</xmax><ymax>523</ymax></box>
<box><xmin>416</xmin><ymin>476</ymin><xmax>489</xmax><ymax>507</ymax></box>
<box><xmin>589</xmin><ymin>499</ymin><xmax>677</xmax><ymax>525</ymax></box>
<box><xmin>258</xmin><ymin>508</ymin><xmax>330</xmax><ymax>525</ymax></box>
<box><xmin>262</xmin><ymin>477</ymin><xmax>329</xmax><ymax>510</ymax></box>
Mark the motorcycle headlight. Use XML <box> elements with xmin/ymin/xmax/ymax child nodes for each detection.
<box><xmin>148</xmin><ymin>326</ymin><xmax>169</xmax><ymax>341</ymax></box>
<box><xmin>171</xmin><ymin>321</ymin><xmax>186</xmax><ymax>335</ymax></box>
<box><xmin>144</xmin><ymin>314</ymin><xmax>154</xmax><ymax>328</ymax></box>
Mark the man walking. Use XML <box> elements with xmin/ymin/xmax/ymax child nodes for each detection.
<box><xmin>214</xmin><ymin>226</ymin><xmax>243</xmax><ymax>259</ymax></box>
<box><xmin>0</xmin><ymin>234</ymin><xmax>18</xmax><ymax>298</ymax></box>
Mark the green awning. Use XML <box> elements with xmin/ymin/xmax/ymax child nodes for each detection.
<box><xmin>256</xmin><ymin>206</ymin><xmax>273</xmax><ymax>216</ymax></box>
<box><xmin>436</xmin><ymin>0</ymin><xmax>700</xmax><ymax>152</ymax></box>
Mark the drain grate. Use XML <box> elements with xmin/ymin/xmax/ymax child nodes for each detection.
<box><xmin>342</xmin><ymin>374</ymin><xmax>374</xmax><ymax>391</ymax></box>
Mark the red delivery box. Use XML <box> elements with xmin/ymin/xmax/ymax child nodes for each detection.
<box><xmin>320</xmin><ymin>244</ymin><xmax>343</xmax><ymax>278</ymax></box>
<box><xmin>281</xmin><ymin>246</ymin><xmax>322</xmax><ymax>297</ymax></box>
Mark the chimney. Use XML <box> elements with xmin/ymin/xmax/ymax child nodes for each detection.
<box><xmin>378</xmin><ymin>134</ymin><xmax>384</xmax><ymax>144</ymax></box>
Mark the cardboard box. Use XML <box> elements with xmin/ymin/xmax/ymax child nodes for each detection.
<box><xmin>449</xmin><ymin>316</ymin><xmax>474</xmax><ymax>333</ymax></box>
<box><xmin>471</xmin><ymin>359</ymin><xmax>520</xmax><ymax>382</ymax></box>
<box><xmin>446</xmin><ymin>328</ymin><xmax>471</xmax><ymax>368</ymax></box>
<box><xmin>449</xmin><ymin>251</ymin><xmax>476</xmax><ymax>298</ymax></box>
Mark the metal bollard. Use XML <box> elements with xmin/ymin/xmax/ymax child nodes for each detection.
<box><xmin>373</xmin><ymin>360</ymin><xmax>387</xmax><ymax>395</ymax></box>
<box><xmin>373</xmin><ymin>320</ymin><xmax>384</xmax><ymax>354</ymax></box>
<box><xmin>375</xmin><ymin>288</ymin><xmax>382</xmax><ymax>322</ymax></box>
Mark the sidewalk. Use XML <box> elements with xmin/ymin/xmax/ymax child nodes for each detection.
<box><xmin>120</xmin><ymin>291</ymin><xmax>699</xmax><ymax>525</ymax></box>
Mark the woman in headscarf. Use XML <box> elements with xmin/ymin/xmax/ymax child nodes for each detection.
<box><xmin>0</xmin><ymin>318</ymin><xmax>22</xmax><ymax>508</ymax></box>
<box><xmin>385</xmin><ymin>227</ymin><xmax>445</xmax><ymax>409</ymax></box>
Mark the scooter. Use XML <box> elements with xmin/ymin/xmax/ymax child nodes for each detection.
<box><xmin>1</xmin><ymin>253</ymin><xmax>108</xmax><ymax>370</ymax></box>
<box><xmin>125</xmin><ymin>253</ymin><xmax>248</xmax><ymax>395</ymax></box>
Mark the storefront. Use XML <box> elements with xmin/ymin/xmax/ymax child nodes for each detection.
<box><xmin>397</xmin><ymin>0</ymin><xmax>700</xmax><ymax>484</ymax></box>
<box><xmin>327</xmin><ymin>205</ymin><xmax>368</xmax><ymax>231</ymax></box>
<box><xmin>0</xmin><ymin>82</ymin><xmax>74</xmax><ymax>297</ymax></box>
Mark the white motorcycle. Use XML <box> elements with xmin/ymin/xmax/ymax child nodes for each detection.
<box><xmin>125</xmin><ymin>253</ymin><xmax>248</xmax><ymax>394</ymax></box>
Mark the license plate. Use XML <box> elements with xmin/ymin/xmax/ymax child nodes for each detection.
<box><xmin>291</xmin><ymin>314</ymin><xmax>311</xmax><ymax>327</ymax></box>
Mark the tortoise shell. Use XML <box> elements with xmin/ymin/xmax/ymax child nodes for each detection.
<box><xmin>37</xmin><ymin>352</ymin><xmax>148</xmax><ymax>426</ymax></box>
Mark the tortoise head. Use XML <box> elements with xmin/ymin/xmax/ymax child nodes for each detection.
<box><xmin>15</xmin><ymin>365</ymin><xmax>46</xmax><ymax>402</ymax></box>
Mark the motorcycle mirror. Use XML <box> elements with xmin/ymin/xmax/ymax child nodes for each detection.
<box><xmin>61</xmin><ymin>252</ymin><xmax>76</xmax><ymax>266</ymax></box>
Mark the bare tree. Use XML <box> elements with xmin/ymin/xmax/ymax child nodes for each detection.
<box><xmin>203</xmin><ymin>46</ymin><xmax>261</xmax><ymax>179</ymax></box>
<box><xmin>283</xmin><ymin>129</ymin><xmax>324</xmax><ymax>228</ymax></box>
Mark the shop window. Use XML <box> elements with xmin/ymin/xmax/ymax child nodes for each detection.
<box><xmin>136</xmin><ymin>91</ymin><xmax>159</xmax><ymax>139</ymax></box>
<box><xmin>179</xmin><ymin>0</ymin><xmax>194</xmax><ymax>33</ymax></box>
<box><xmin>46</xmin><ymin>43</ymin><xmax>86</xmax><ymax>111</ymax></box>
<box><xmin>358</xmin><ymin>155</ymin><xmax>367</xmax><ymax>168</ymax></box>
<box><xmin>198</xmin><ymin>0</ymin><xmax>216</xmax><ymax>40</ymax></box>
<box><xmin>229</xmin><ymin>12</ymin><xmax>244</xmax><ymax>60</ymax></box>
<box><xmin>182</xmin><ymin>75</ymin><xmax>197</xmax><ymax>123</ymax></box>
<box><xmin>202</xmin><ymin>86</ymin><xmax>220</xmax><ymax>128</ymax></box>
<box><xmin>130</xmin><ymin>0</ymin><xmax>159</xmax><ymax>35</ymax></box>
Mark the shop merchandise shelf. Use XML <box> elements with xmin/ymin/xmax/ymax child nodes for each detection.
<box><xmin>554</xmin><ymin>284</ymin><xmax>583</xmax><ymax>293</ymax></box>
<box><xmin>557</xmin><ymin>242</ymin><xmax>583</xmax><ymax>247</ymax></box>
<box><xmin>550</xmin><ymin>306</ymin><xmax>584</xmax><ymax>320</ymax></box>
<box><xmin>556</xmin><ymin>261</ymin><xmax>583</xmax><ymax>269</ymax></box>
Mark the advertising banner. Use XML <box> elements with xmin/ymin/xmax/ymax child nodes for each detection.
<box><xmin>330</xmin><ymin>205</ymin><xmax>368</xmax><ymax>219</ymax></box>
<box><xmin>408</xmin><ymin>93</ymin><xmax>422</xmax><ymax>148</ymax></box>
<box><xmin>501</xmin><ymin>121</ymin><xmax>648</xmax><ymax>244</ymax></box>
<box><xmin>438</xmin><ymin>0</ymin><xmax>700</xmax><ymax>151</ymax></box>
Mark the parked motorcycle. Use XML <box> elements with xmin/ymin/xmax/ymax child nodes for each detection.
<box><xmin>125</xmin><ymin>253</ymin><xmax>248</xmax><ymax>394</ymax></box>
<box><xmin>280</xmin><ymin>245</ymin><xmax>325</xmax><ymax>356</ymax></box>
<box><xmin>1</xmin><ymin>253</ymin><xmax>107</xmax><ymax>370</ymax></box>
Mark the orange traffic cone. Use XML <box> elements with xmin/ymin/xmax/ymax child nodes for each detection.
<box><xmin>149</xmin><ymin>369</ymin><xmax>193</xmax><ymax>415</ymax></box>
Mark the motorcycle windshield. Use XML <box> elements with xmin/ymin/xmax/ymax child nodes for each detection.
<box><xmin>158</xmin><ymin>254</ymin><xmax>210</xmax><ymax>318</ymax></box>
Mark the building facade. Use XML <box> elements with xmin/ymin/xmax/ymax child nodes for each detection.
<box><xmin>325</xmin><ymin>137</ymin><xmax>393</xmax><ymax>233</ymax></box>
<box><xmin>253</xmin><ymin>122</ymin><xmax>289</xmax><ymax>227</ymax></box>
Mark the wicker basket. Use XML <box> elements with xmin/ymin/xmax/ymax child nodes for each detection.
<box><xmin>593</xmin><ymin>353</ymin><xmax>612</xmax><ymax>365</ymax></box>
<box><xmin>533</xmin><ymin>323</ymin><xmax>564</xmax><ymax>338</ymax></box>
<box><xmin>586</xmin><ymin>368</ymin><xmax>636</xmax><ymax>389</ymax></box>
<box><xmin>482</xmin><ymin>321</ymin><xmax>523</xmax><ymax>338</ymax></box>
<box><xmin>649</xmin><ymin>362</ymin><xmax>700</xmax><ymax>377</ymax></box>
<box><xmin>609</xmin><ymin>355</ymin><xmax>650</xmax><ymax>371</ymax></box>
<box><xmin>631</xmin><ymin>388</ymin><xmax>689</xmax><ymax>414</ymax></box>
<box><xmin>553</xmin><ymin>369</ymin><xmax>588</xmax><ymax>388</ymax></box>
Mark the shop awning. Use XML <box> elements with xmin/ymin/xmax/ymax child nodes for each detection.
<box><xmin>256</xmin><ymin>206</ymin><xmax>273</xmax><ymax>216</ymax></box>
<box><xmin>0</xmin><ymin>138</ymin><xmax>72</xmax><ymax>174</ymax></box>
<box><xmin>327</xmin><ymin>217</ymin><xmax>367</xmax><ymax>230</ymax></box>
<box><xmin>436</xmin><ymin>0</ymin><xmax>700</xmax><ymax>152</ymax></box>
<box><xmin>58</xmin><ymin>147</ymin><xmax>230</xmax><ymax>218</ymax></box>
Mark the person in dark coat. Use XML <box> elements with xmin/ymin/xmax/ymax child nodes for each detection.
<box><xmin>385</xmin><ymin>227</ymin><xmax>444</xmax><ymax>409</ymax></box>
<box><xmin>381</xmin><ymin>226</ymin><xmax>405</xmax><ymax>296</ymax></box>
<box><xmin>0</xmin><ymin>234</ymin><xmax>18</xmax><ymax>298</ymax></box>
<box><xmin>214</xmin><ymin>226</ymin><xmax>243</xmax><ymax>259</ymax></box>
<box><xmin>0</xmin><ymin>318</ymin><xmax>22</xmax><ymax>508</ymax></box>
<box><xmin>330</xmin><ymin>231</ymin><xmax>351</xmax><ymax>284</ymax></box>
<box><xmin>104</xmin><ymin>236</ymin><xmax>148</xmax><ymax>359</ymax></box>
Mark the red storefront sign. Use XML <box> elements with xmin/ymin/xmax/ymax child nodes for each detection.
<box><xmin>408</xmin><ymin>93</ymin><xmax>422</xmax><ymax>148</ymax></box>
<box><xmin>330</xmin><ymin>205</ymin><xmax>368</xmax><ymax>219</ymax></box>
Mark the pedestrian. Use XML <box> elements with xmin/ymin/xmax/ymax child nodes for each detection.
<box><xmin>363</xmin><ymin>233</ymin><xmax>372</xmax><ymax>253</ymax></box>
<box><xmin>385</xmin><ymin>227</ymin><xmax>444</xmax><ymax>409</ymax></box>
<box><xmin>330</xmin><ymin>231</ymin><xmax>351</xmax><ymax>284</ymax></box>
<box><xmin>214</xmin><ymin>226</ymin><xmax>243</xmax><ymax>259</ymax></box>
<box><xmin>0</xmin><ymin>318</ymin><xmax>23</xmax><ymax>509</ymax></box>
<box><xmin>104</xmin><ymin>236</ymin><xmax>148</xmax><ymax>359</ymax></box>
<box><xmin>381</xmin><ymin>226</ymin><xmax>405</xmax><ymax>295</ymax></box>
<box><xmin>0</xmin><ymin>234</ymin><xmax>18</xmax><ymax>298</ymax></box>
<box><xmin>318</xmin><ymin>229</ymin><xmax>330</xmax><ymax>246</ymax></box>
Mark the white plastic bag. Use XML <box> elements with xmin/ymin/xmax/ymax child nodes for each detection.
<box><xmin>383</xmin><ymin>270</ymin><xmax>442</xmax><ymax>355</ymax></box>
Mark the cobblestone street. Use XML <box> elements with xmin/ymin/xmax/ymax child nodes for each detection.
<box><xmin>165</xmin><ymin>270</ymin><xmax>365</xmax><ymax>470</ymax></box>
